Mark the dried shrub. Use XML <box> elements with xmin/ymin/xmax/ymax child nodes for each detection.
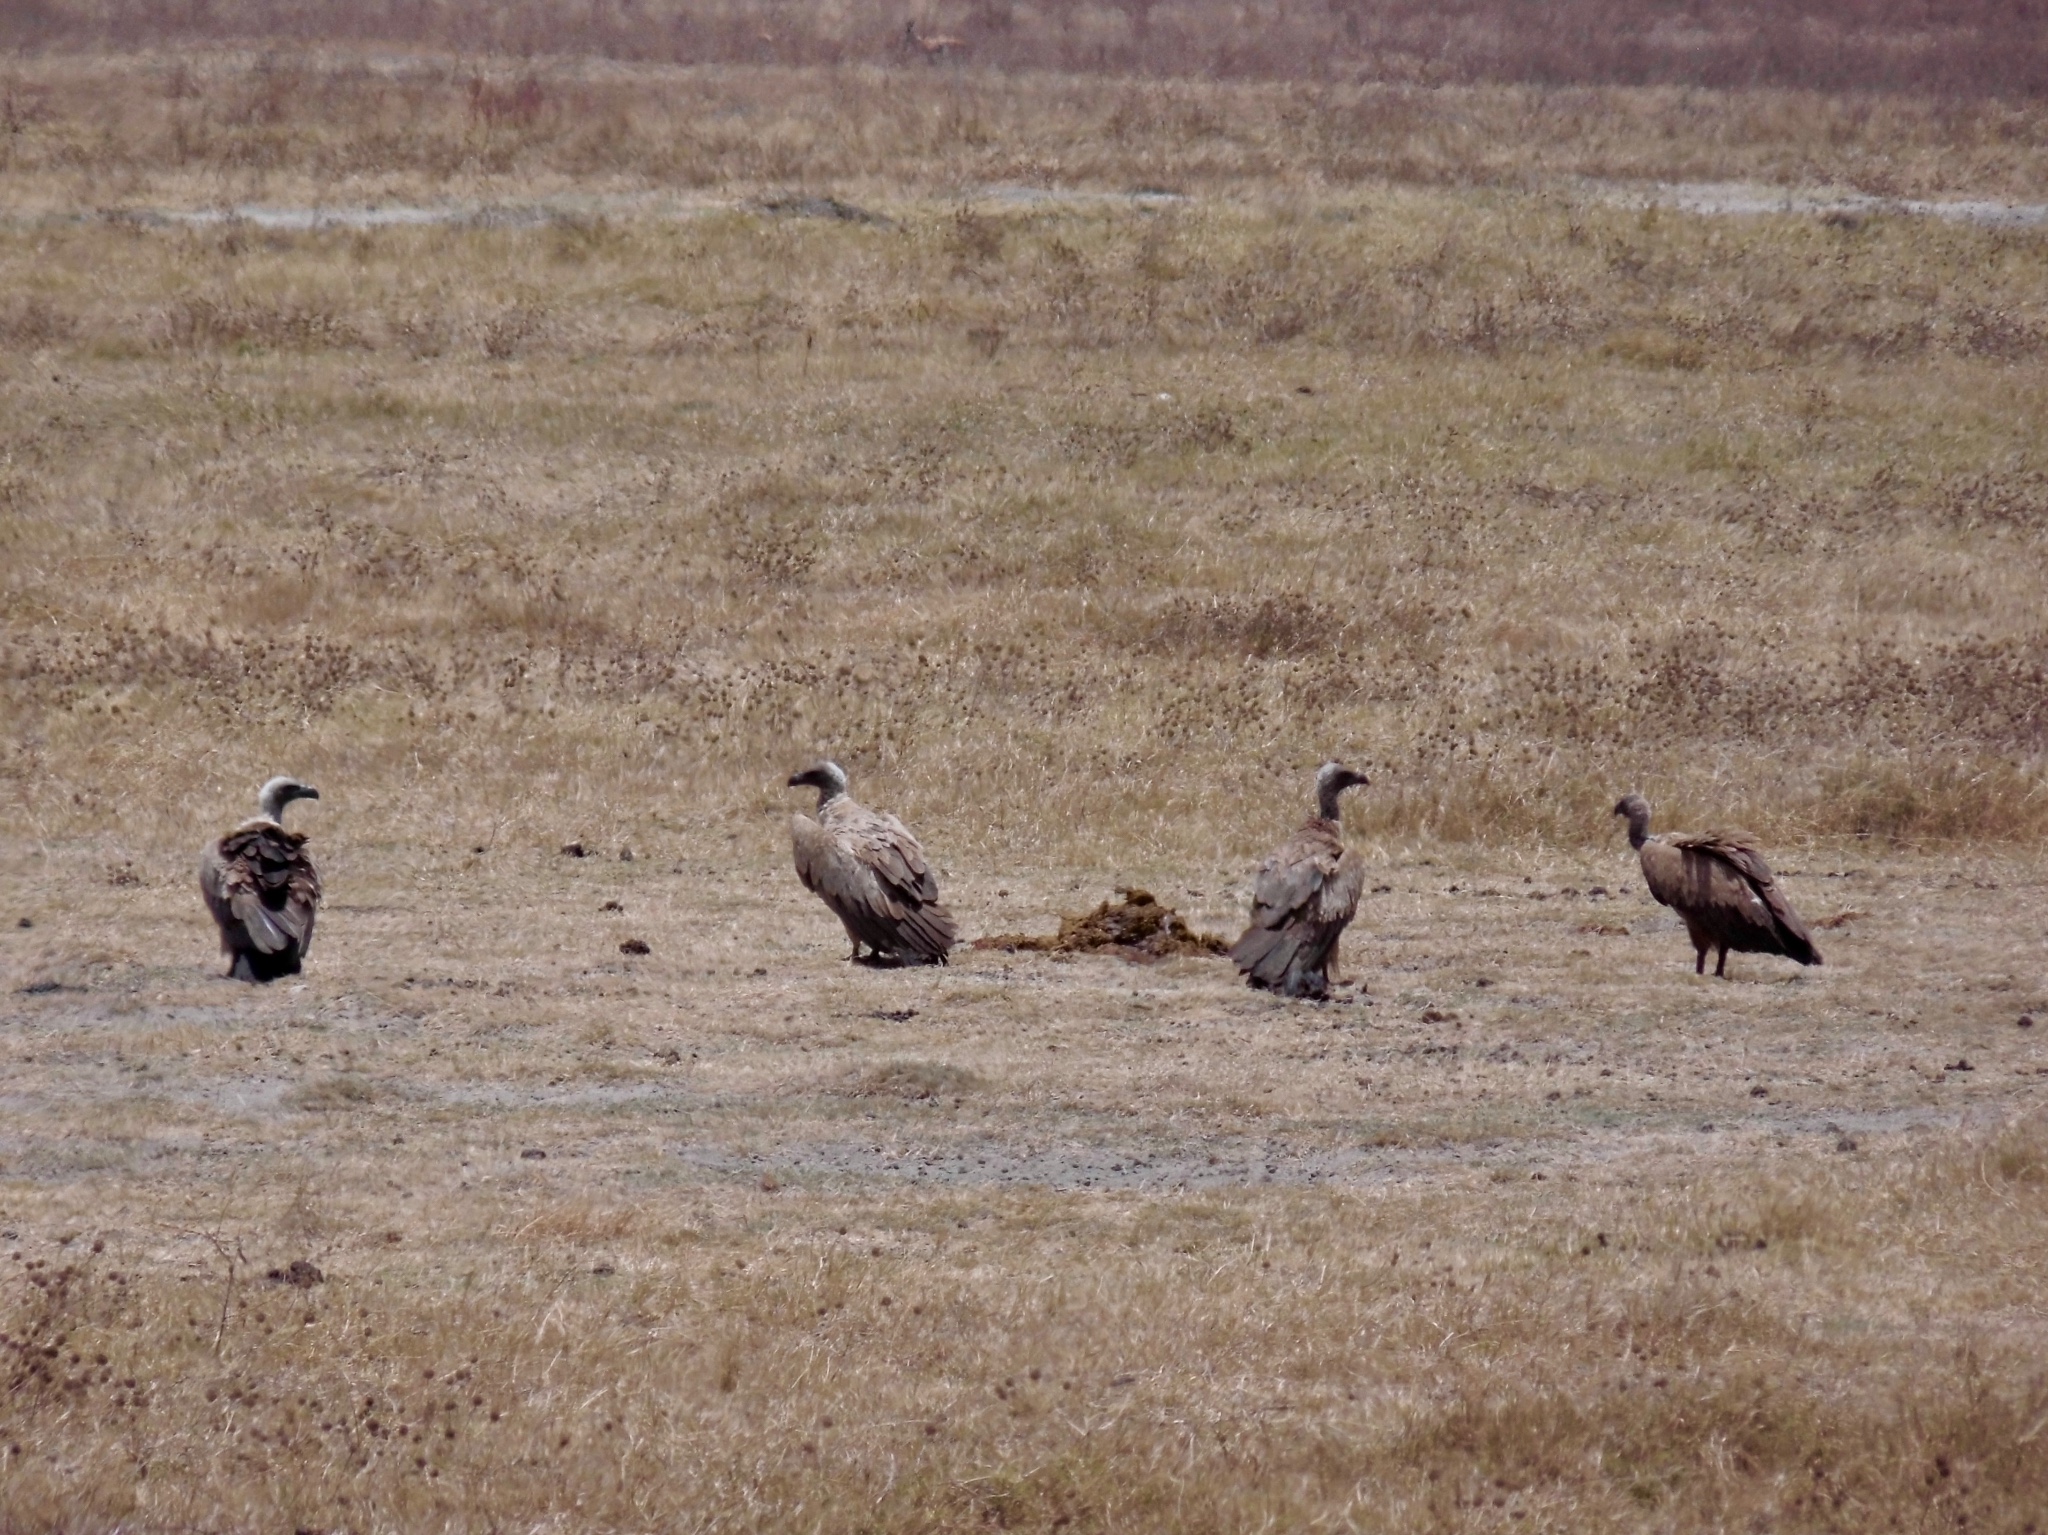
<box><xmin>286</xmin><ymin>1074</ymin><xmax>377</xmax><ymax>1111</ymax></box>
<box><xmin>1820</xmin><ymin>757</ymin><xmax>2048</xmax><ymax>844</ymax></box>
<box><xmin>158</xmin><ymin>294</ymin><xmax>367</xmax><ymax>353</ymax></box>
<box><xmin>467</xmin><ymin>74</ymin><xmax>546</xmax><ymax>128</ymax></box>
<box><xmin>843</xmin><ymin>1060</ymin><xmax>988</xmax><ymax>1100</ymax></box>
<box><xmin>1131</xmin><ymin>593</ymin><xmax>1354</xmax><ymax>660</ymax></box>
<box><xmin>0</xmin><ymin>296</ymin><xmax>77</xmax><ymax>347</ymax></box>
<box><xmin>711</xmin><ymin>472</ymin><xmax>825</xmax><ymax>587</ymax></box>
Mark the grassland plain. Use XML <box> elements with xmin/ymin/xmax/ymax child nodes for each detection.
<box><xmin>8</xmin><ymin>0</ymin><xmax>2048</xmax><ymax>94</ymax></box>
<box><xmin>1</xmin><ymin>52</ymin><xmax>2046</xmax><ymax>1533</ymax></box>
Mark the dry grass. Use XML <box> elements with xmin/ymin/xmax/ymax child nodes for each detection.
<box><xmin>2</xmin><ymin>90</ymin><xmax>2045</xmax><ymax>858</ymax></box>
<box><xmin>9</xmin><ymin>1</ymin><xmax>2048</xmax><ymax>95</ymax></box>
<box><xmin>7</xmin><ymin>54</ymin><xmax>2048</xmax><ymax>214</ymax></box>
<box><xmin>2</xmin><ymin>49</ymin><xmax>2048</xmax><ymax>1533</ymax></box>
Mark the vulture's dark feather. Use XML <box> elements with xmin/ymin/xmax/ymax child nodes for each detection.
<box><xmin>200</xmin><ymin>799</ymin><xmax>321</xmax><ymax>983</ymax></box>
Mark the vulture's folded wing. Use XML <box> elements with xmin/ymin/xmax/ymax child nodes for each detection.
<box><xmin>795</xmin><ymin>809</ymin><xmax>956</xmax><ymax>959</ymax></box>
<box><xmin>1692</xmin><ymin>834</ymin><xmax>1819</xmax><ymax>961</ymax></box>
<box><xmin>876</xmin><ymin>813</ymin><xmax>942</xmax><ymax>904</ymax></box>
<box><xmin>791</xmin><ymin>813</ymin><xmax>843</xmax><ymax>900</ymax></box>
<box><xmin>1248</xmin><ymin>824</ymin><xmax>1342</xmax><ymax>929</ymax></box>
<box><xmin>1316</xmin><ymin>848</ymin><xmax>1368</xmax><ymax>928</ymax></box>
<box><xmin>211</xmin><ymin>824</ymin><xmax>320</xmax><ymax>954</ymax></box>
<box><xmin>1665</xmin><ymin>831</ymin><xmax>1821</xmax><ymax>964</ymax></box>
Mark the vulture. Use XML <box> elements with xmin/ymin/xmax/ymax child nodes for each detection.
<box><xmin>1613</xmin><ymin>792</ymin><xmax>1821</xmax><ymax>977</ymax></box>
<box><xmin>199</xmin><ymin>776</ymin><xmax>322</xmax><ymax>982</ymax></box>
<box><xmin>1230</xmin><ymin>762</ymin><xmax>1372</xmax><ymax>999</ymax></box>
<box><xmin>787</xmin><ymin>761</ymin><xmax>956</xmax><ymax>965</ymax></box>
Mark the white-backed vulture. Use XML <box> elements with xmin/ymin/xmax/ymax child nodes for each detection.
<box><xmin>788</xmin><ymin>761</ymin><xmax>956</xmax><ymax>965</ymax></box>
<box><xmin>1230</xmin><ymin>762</ymin><xmax>1371</xmax><ymax>999</ymax></box>
<box><xmin>199</xmin><ymin>776</ymin><xmax>322</xmax><ymax>983</ymax></box>
<box><xmin>1613</xmin><ymin>792</ymin><xmax>1821</xmax><ymax>977</ymax></box>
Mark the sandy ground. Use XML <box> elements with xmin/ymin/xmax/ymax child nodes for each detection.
<box><xmin>6</xmin><ymin>833</ymin><xmax>2042</xmax><ymax>1214</ymax></box>
<box><xmin>3</xmin><ymin>830</ymin><xmax>2046</xmax><ymax>1529</ymax></box>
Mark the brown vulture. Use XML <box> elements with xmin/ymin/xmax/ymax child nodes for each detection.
<box><xmin>788</xmin><ymin>761</ymin><xmax>956</xmax><ymax>965</ymax></box>
<box><xmin>199</xmin><ymin>776</ymin><xmax>322</xmax><ymax>982</ymax></box>
<box><xmin>1230</xmin><ymin>761</ymin><xmax>1371</xmax><ymax>999</ymax></box>
<box><xmin>1613</xmin><ymin>792</ymin><xmax>1821</xmax><ymax>977</ymax></box>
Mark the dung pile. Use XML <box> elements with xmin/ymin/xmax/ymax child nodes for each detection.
<box><xmin>975</xmin><ymin>888</ymin><xmax>1229</xmax><ymax>962</ymax></box>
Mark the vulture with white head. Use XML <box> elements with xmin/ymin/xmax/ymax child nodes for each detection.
<box><xmin>1230</xmin><ymin>762</ymin><xmax>1371</xmax><ymax>999</ymax></box>
<box><xmin>788</xmin><ymin>761</ymin><xmax>956</xmax><ymax>965</ymax></box>
<box><xmin>199</xmin><ymin>776</ymin><xmax>322</xmax><ymax>982</ymax></box>
<box><xmin>1613</xmin><ymin>792</ymin><xmax>1821</xmax><ymax>977</ymax></box>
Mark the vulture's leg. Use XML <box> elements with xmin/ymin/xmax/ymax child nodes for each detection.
<box><xmin>1694</xmin><ymin>945</ymin><xmax>1707</xmax><ymax>976</ymax></box>
<box><xmin>1714</xmin><ymin>946</ymin><xmax>1729</xmax><ymax>978</ymax></box>
<box><xmin>229</xmin><ymin>953</ymin><xmax>255</xmax><ymax>982</ymax></box>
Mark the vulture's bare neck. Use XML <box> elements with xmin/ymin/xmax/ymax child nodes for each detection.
<box><xmin>1622</xmin><ymin>809</ymin><xmax>1654</xmax><ymax>850</ymax></box>
<box><xmin>1314</xmin><ymin>786</ymin><xmax>1349</xmax><ymax>823</ymax></box>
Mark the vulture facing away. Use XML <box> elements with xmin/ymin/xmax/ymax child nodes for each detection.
<box><xmin>1614</xmin><ymin>793</ymin><xmax>1821</xmax><ymax>977</ymax></box>
<box><xmin>199</xmin><ymin>776</ymin><xmax>322</xmax><ymax>982</ymax></box>
<box><xmin>788</xmin><ymin>761</ymin><xmax>956</xmax><ymax>966</ymax></box>
<box><xmin>1230</xmin><ymin>762</ymin><xmax>1371</xmax><ymax>999</ymax></box>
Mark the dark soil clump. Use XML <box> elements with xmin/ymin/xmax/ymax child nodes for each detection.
<box><xmin>975</xmin><ymin>888</ymin><xmax>1228</xmax><ymax>962</ymax></box>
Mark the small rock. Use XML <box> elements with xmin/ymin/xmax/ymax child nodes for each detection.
<box><xmin>1945</xmin><ymin>1058</ymin><xmax>1974</xmax><ymax>1072</ymax></box>
<box><xmin>560</xmin><ymin>842</ymin><xmax>587</xmax><ymax>858</ymax></box>
<box><xmin>591</xmin><ymin>1263</ymin><xmax>615</xmax><ymax>1277</ymax></box>
<box><xmin>520</xmin><ymin>1148</ymin><xmax>547</xmax><ymax>1160</ymax></box>
<box><xmin>265</xmin><ymin>1259</ymin><xmax>324</xmax><ymax>1288</ymax></box>
<box><xmin>2020</xmin><ymin>1015</ymin><xmax>2035</xmax><ymax>1029</ymax></box>
<box><xmin>600</xmin><ymin>900</ymin><xmax>623</xmax><ymax>913</ymax></box>
<box><xmin>620</xmin><ymin>938</ymin><xmax>650</xmax><ymax>956</ymax></box>
<box><xmin>618</xmin><ymin>847</ymin><xmax>633</xmax><ymax>862</ymax></box>
<box><xmin>1837</xmin><ymin>1136</ymin><xmax>1859</xmax><ymax>1152</ymax></box>
<box><xmin>14</xmin><ymin>917</ymin><xmax>29</xmax><ymax>929</ymax></box>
